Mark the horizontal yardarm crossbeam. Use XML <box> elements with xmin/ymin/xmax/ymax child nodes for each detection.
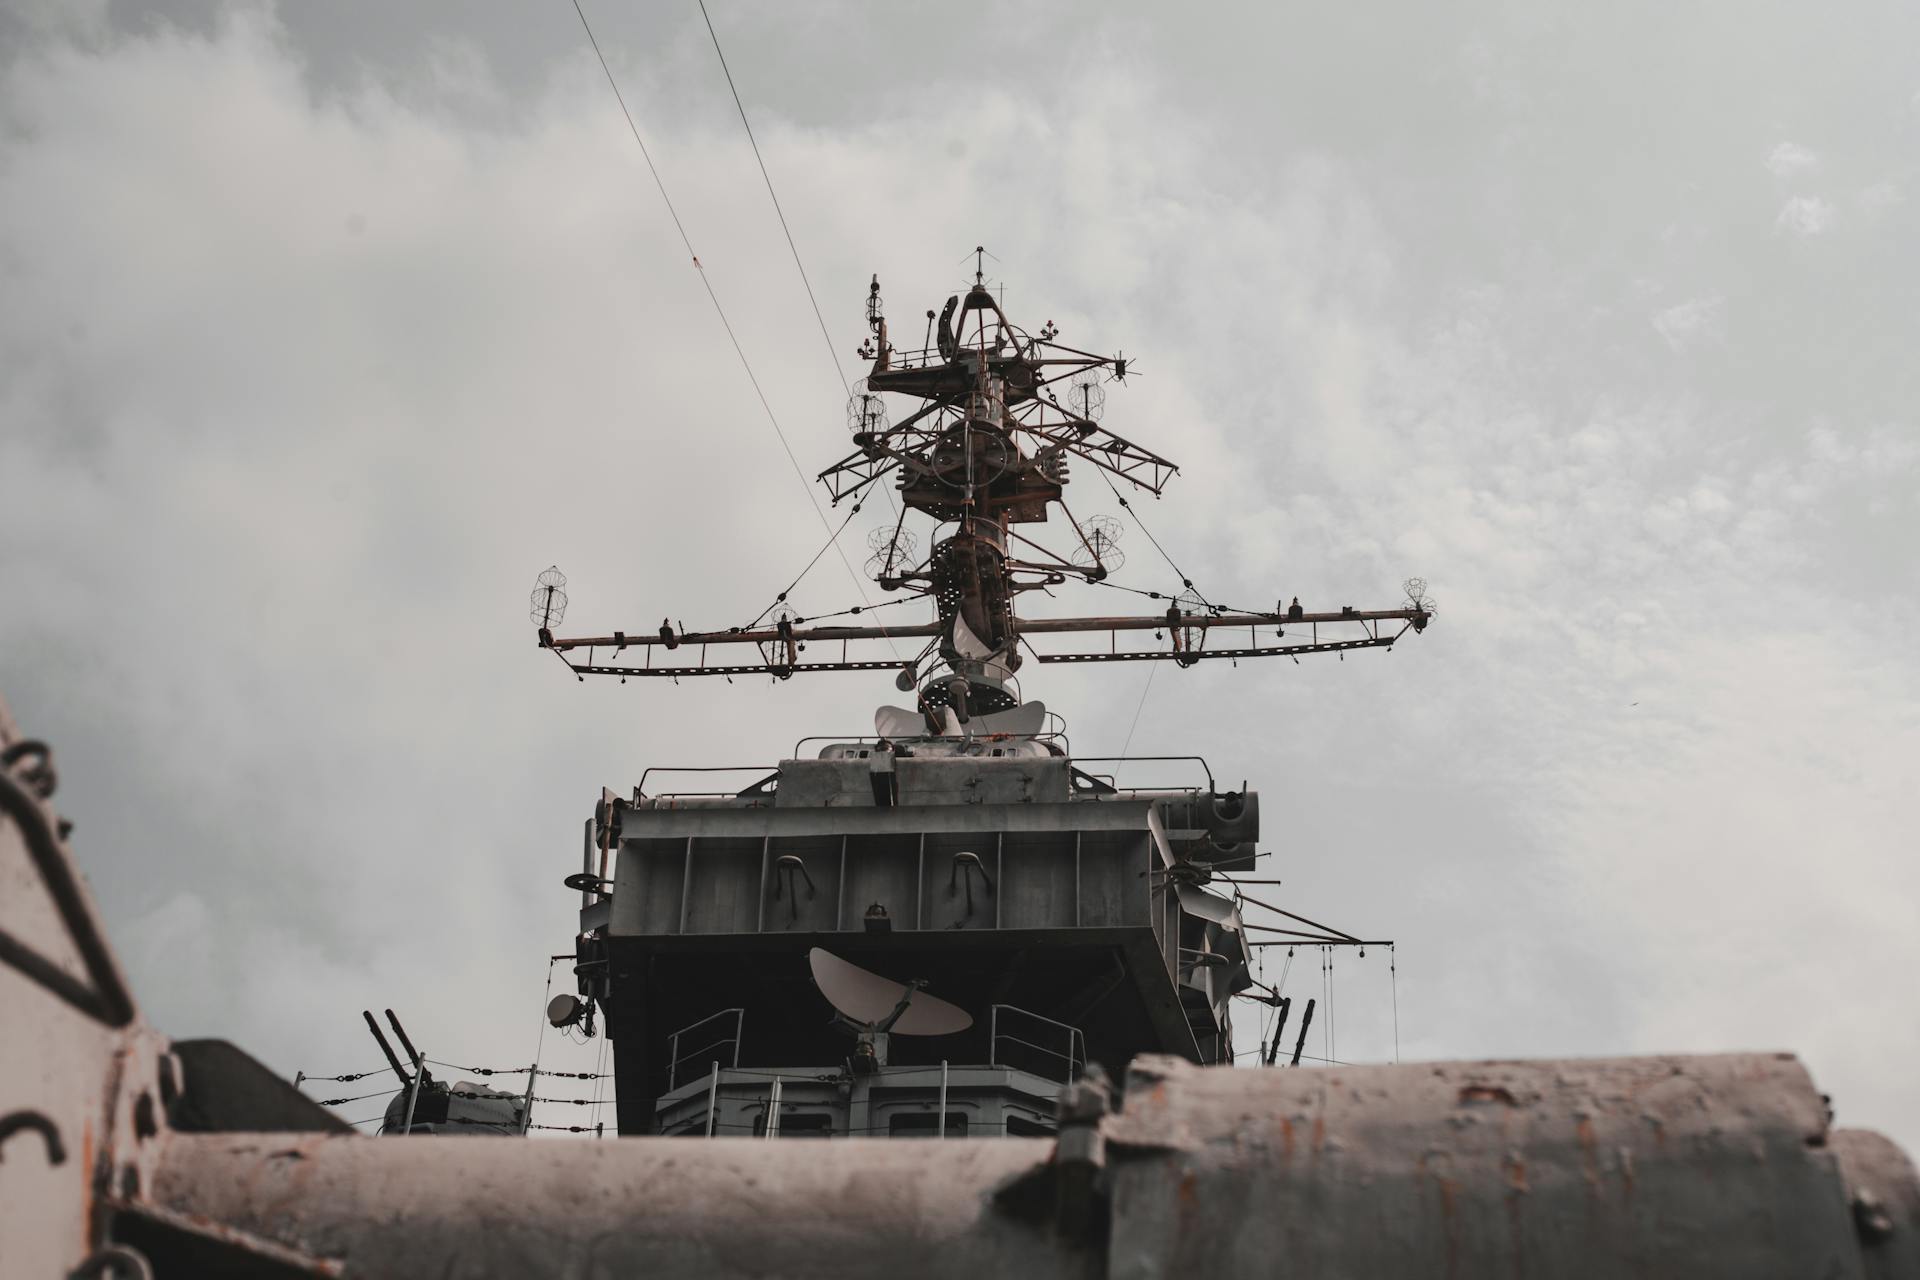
<box><xmin>1038</xmin><ymin>637</ymin><xmax>1397</xmax><ymax>663</ymax></box>
<box><xmin>542</xmin><ymin>608</ymin><xmax>1429</xmax><ymax>653</ymax></box>
<box><xmin>560</xmin><ymin>635</ymin><xmax>1400</xmax><ymax>680</ymax></box>
<box><xmin>567</xmin><ymin>660</ymin><xmax>909</xmax><ymax>678</ymax></box>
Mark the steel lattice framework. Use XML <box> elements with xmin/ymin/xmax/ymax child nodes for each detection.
<box><xmin>537</xmin><ymin>259</ymin><xmax>1431</xmax><ymax>720</ymax></box>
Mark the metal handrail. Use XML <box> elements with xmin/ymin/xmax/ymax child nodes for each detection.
<box><xmin>1066</xmin><ymin>755</ymin><xmax>1215</xmax><ymax>792</ymax></box>
<box><xmin>988</xmin><ymin>1004</ymin><xmax>1086</xmax><ymax>1084</ymax></box>
<box><xmin>636</xmin><ymin>766</ymin><xmax>776</xmax><ymax>798</ymax></box>
<box><xmin>791</xmin><ymin>732</ymin><xmax>1070</xmax><ymax>758</ymax></box>
<box><xmin>668</xmin><ymin>1007</ymin><xmax>744</xmax><ymax>1090</ymax></box>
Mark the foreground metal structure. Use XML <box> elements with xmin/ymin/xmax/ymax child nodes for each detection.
<box><xmin>6</xmin><ymin>714</ymin><xmax>1920</xmax><ymax>1274</ymax></box>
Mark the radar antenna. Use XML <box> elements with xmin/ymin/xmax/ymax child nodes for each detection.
<box><xmin>533</xmin><ymin>257</ymin><xmax>1434</xmax><ymax>715</ymax></box>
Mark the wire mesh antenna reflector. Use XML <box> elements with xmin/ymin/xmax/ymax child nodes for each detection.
<box><xmin>1071</xmin><ymin>514</ymin><xmax>1126</xmax><ymax>574</ymax></box>
<box><xmin>847</xmin><ymin>380</ymin><xmax>889</xmax><ymax>437</ymax></box>
<box><xmin>1403</xmin><ymin>577</ymin><xmax>1437</xmax><ymax>616</ymax></box>
<box><xmin>1174</xmin><ymin>586</ymin><xmax>1207</xmax><ymax>656</ymax></box>
<box><xmin>865</xmin><ymin>526</ymin><xmax>918</xmax><ymax>580</ymax></box>
<box><xmin>530</xmin><ymin>567</ymin><xmax>568</xmax><ymax>628</ymax></box>
<box><xmin>1069</xmin><ymin>370</ymin><xmax>1106</xmax><ymax>422</ymax></box>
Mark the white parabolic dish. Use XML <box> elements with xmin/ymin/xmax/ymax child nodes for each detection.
<box><xmin>807</xmin><ymin>947</ymin><xmax>973</xmax><ymax>1036</ymax></box>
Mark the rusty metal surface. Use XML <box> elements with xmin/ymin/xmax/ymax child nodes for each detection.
<box><xmin>1834</xmin><ymin>1129</ymin><xmax>1920</xmax><ymax>1280</ymax></box>
<box><xmin>142</xmin><ymin>1052</ymin><xmax>1920</xmax><ymax>1279</ymax></box>
<box><xmin>153</xmin><ymin>1133</ymin><xmax>1086</xmax><ymax>1280</ymax></box>
<box><xmin>0</xmin><ymin>708</ymin><xmax>153</xmax><ymax>1277</ymax></box>
<box><xmin>1104</xmin><ymin>1052</ymin><xmax>1896</xmax><ymax>1279</ymax></box>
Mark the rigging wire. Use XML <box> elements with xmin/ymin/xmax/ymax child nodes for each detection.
<box><xmin>591</xmin><ymin>1016</ymin><xmax>611</xmax><ymax>1137</ymax></box>
<box><xmin>689</xmin><ymin>2</ymin><xmax>907</xmax><ymax>527</ymax></box>
<box><xmin>297</xmin><ymin>1065</ymin><xmax>397</xmax><ymax>1084</ymax></box>
<box><xmin>565</xmin><ymin>0</ymin><xmax>899</xmax><ymax>658</ymax></box>
<box><xmin>695</xmin><ymin>0</ymin><xmax>848</xmax><ymax>400</ymax></box>
<box><xmin>1390</xmin><ymin>944</ymin><xmax>1400</xmax><ymax>1064</ymax></box>
<box><xmin>1321</xmin><ymin>947</ymin><xmax>1331</xmax><ymax>1066</ymax></box>
<box><xmin>745</xmin><ymin>496</ymin><xmax>865</xmax><ymax>629</ymax></box>
<box><xmin>1097</xmin><ymin>469</ymin><xmax>1209</xmax><ymax>606</ymax></box>
<box><xmin>1329</xmin><ymin>946</ymin><xmax>1336</xmax><ymax>1063</ymax></box>
<box><xmin>309</xmin><ymin>1088</ymin><xmax>396</xmax><ymax>1108</ymax></box>
<box><xmin>526</xmin><ymin>956</ymin><xmax>561</xmax><ymax>1131</ymax></box>
<box><xmin>1097</xmin><ymin>467</ymin><xmax>1209</xmax><ymax>753</ymax></box>
<box><xmin>1076</xmin><ymin>571</ymin><xmax>1294</xmax><ymax>623</ymax></box>
<box><xmin>1118</xmin><ymin>663</ymin><xmax>1157</xmax><ymax>758</ymax></box>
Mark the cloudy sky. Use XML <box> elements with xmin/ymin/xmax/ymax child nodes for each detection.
<box><xmin>3</xmin><ymin>1</ymin><xmax>1916</xmax><ymax>1146</ymax></box>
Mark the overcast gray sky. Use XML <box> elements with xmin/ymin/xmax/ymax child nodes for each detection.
<box><xmin>3</xmin><ymin>0</ymin><xmax>1916</xmax><ymax>1146</ymax></box>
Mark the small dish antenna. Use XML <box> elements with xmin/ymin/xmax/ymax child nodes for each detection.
<box><xmin>865</xmin><ymin>526</ymin><xmax>918</xmax><ymax>580</ymax></box>
<box><xmin>529</xmin><ymin>566</ymin><xmax>567</xmax><ymax>628</ymax></box>
<box><xmin>1071</xmin><ymin>514</ymin><xmax>1126</xmax><ymax>574</ymax></box>
<box><xmin>1173</xmin><ymin>586</ymin><xmax>1208</xmax><ymax>663</ymax></box>
<box><xmin>847</xmin><ymin>380</ymin><xmax>889</xmax><ymax>438</ymax></box>
<box><xmin>1068</xmin><ymin>371</ymin><xmax>1106</xmax><ymax>423</ymax></box>
<box><xmin>547</xmin><ymin>993</ymin><xmax>585</xmax><ymax>1028</ymax></box>
<box><xmin>1403</xmin><ymin>576</ymin><xmax>1437</xmax><ymax>615</ymax></box>
<box><xmin>807</xmin><ymin>947</ymin><xmax>971</xmax><ymax>1036</ymax></box>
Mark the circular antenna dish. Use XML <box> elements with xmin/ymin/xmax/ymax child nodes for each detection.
<box><xmin>547</xmin><ymin>993</ymin><xmax>585</xmax><ymax>1029</ymax></box>
<box><xmin>1403</xmin><ymin>576</ymin><xmax>1437</xmax><ymax>615</ymax></box>
<box><xmin>864</xmin><ymin>526</ymin><xmax>918</xmax><ymax>580</ymax></box>
<box><xmin>529</xmin><ymin>566</ymin><xmax>568</xmax><ymax>627</ymax></box>
<box><xmin>847</xmin><ymin>382</ymin><xmax>889</xmax><ymax>437</ymax></box>
<box><xmin>807</xmin><ymin>948</ymin><xmax>972</xmax><ymax>1036</ymax></box>
<box><xmin>1071</xmin><ymin>514</ymin><xmax>1127</xmax><ymax>573</ymax></box>
<box><xmin>1068</xmin><ymin>372</ymin><xmax>1106</xmax><ymax>422</ymax></box>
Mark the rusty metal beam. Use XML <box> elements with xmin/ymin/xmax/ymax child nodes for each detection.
<box><xmin>138</xmin><ymin>1052</ymin><xmax>1919</xmax><ymax>1279</ymax></box>
<box><xmin>542</xmin><ymin>608</ymin><xmax>1429</xmax><ymax>652</ymax></box>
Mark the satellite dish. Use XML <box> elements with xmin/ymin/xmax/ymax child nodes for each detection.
<box><xmin>807</xmin><ymin>948</ymin><xmax>972</xmax><ymax>1036</ymax></box>
<box><xmin>547</xmin><ymin>994</ymin><xmax>585</xmax><ymax>1028</ymax></box>
<box><xmin>967</xmin><ymin>700</ymin><xmax>1047</xmax><ymax>738</ymax></box>
<box><xmin>875</xmin><ymin>705</ymin><xmax>925</xmax><ymax>739</ymax></box>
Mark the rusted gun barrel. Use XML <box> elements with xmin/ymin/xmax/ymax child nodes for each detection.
<box><xmin>147</xmin><ymin>1053</ymin><xmax>1917</xmax><ymax>1279</ymax></box>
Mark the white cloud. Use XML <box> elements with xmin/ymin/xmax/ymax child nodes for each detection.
<box><xmin>2</xmin><ymin>5</ymin><xmax>1917</xmax><ymax>1158</ymax></box>
<box><xmin>1651</xmin><ymin>295</ymin><xmax>1723</xmax><ymax>351</ymax></box>
<box><xmin>1856</xmin><ymin>181</ymin><xmax>1903</xmax><ymax>215</ymax></box>
<box><xmin>1776</xmin><ymin>195</ymin><xmax>1836</xmax><ymax>236</ymax></box>
<box><xmin>1765</xmin><ymin>140</ymin><xmax>1819</xmax><ymax>178</ymax></box>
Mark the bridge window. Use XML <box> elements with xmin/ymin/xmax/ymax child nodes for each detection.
<box><xmin>889</xmin><ymin>1111</ymin><xmax>967</xmax><ymax>1138</ymax></box>
<box><xmin>752</xmin><ymin>1112</ymin><xmax>835</xmax><ymax>1137</ymax></box>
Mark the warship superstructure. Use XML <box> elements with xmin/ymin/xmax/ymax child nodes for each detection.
<box><xmin>536</xmin><ymin>262</ymin><xmax>1431</xmax><ymax>1136</ymax></box>
<box><xmin>7</xmin><ymin>264</ymin><xmax>1918</xmax><ymax>1274</ymax></box>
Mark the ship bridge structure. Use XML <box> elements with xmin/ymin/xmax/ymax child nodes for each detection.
<box><xmin>544</xmin><ymin>262</ymin><xmax>1419</xmax><ymax>1138</ymax></box>
<box><xmin>574</xmin><ymin>732</ymin><xmax>1288</xmax><ymax>1137</ymax></box>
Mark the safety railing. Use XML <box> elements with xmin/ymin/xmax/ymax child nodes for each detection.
<box><xmin>792</xmin><ymin>728</ymin><xmax>1071</xmax><ymax>758</ymax></box>
<box><xmin>667</xmin><ymin>1007</ymin><xmax>744</xmax><ymax>1091</ymax></box>
<box><xmin>988</xmin><ymin>1004</ymin><xmax>1085</xmax><ymax>1085</ymax></box>
<box><xmin>1066</xmin><ymin>755</ymin><xmax>1215</xmax><ymax>793</ymax></box>
<box><xmin>635</xmin><ymin>765</ymin><xmax>778</xmax><ymax>803</ymax></box>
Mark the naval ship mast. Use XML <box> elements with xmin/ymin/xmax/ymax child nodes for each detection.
<box><xmin>536</xmin><ymin>259</ymin><xmax>1434</xmax><ymax>1138</ymax></box>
